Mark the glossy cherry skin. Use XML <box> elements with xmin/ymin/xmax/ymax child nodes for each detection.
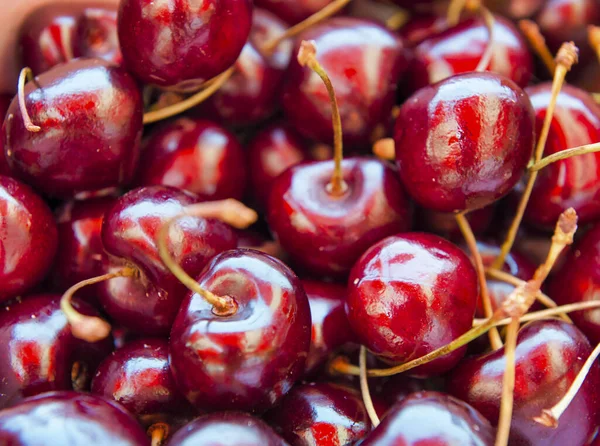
<box><xmin>395</xmin><ymin>72</ymin><xmax>535</xmax><ymax>213</ymax></box>
<box><xmin>549</xmin><ymin>224</ymin><xmax>600</xmax><ymax>344</ymax></box>
<box><xmin>266</xmin><ymin>382</ymin><xmax>370</xmax><ymax>446</ymax></box>
<box><xmin>399</xmin><ymin>14</ymin><xmax>448</xmax><ymax>47</ymax></box>
<box><xmin>0</xmin><ymin>294</ymin><xmax>114</xmax><ymax>410</ymax></box>
<box><xmin>248</xmin><ymin>123</ymin><xmax>309</xmax><ymax>210</ymax></box>
<box><xmin>303</xmin><ymin>280</ymin><xmax>355</xmax><ymax>376</ymax></box>
<box><xmin>282</xmin><ymin>17</ymin><xmax>407</xmax><ymax>149</ymax></box>
<box><xmin>73</xmin><ymin>7</ymin><xmax>122</xmax><ymax>65</ymax></box>
<box><xmin>346</xmin><ymin>233</ymin><xmax>478</xmax><ymax>376</ymax></box>
<box><xmin>268</xmin><ymin>157</ymin><xmax>412</xmax><ymax>278</ymax></box>
<box><xmin>170</xmin><ymin>249</ymin><xmax>311</xmax><ymax>413</ymax></box>
<box><xmin>522</xmin><ymin>83</ymin><xmax>600</xmax><ymax>229</ymax></box>
<box><xmin>449</xmin><ymin>320</ymin><xmax>600</xmax><ymax>446</ymax></box>
<box><xmin>0</xmin><ymin>391</ymin><xmax>149</xmax><ymax>445</ymax></box>
<box><xmin>118</xmin><ymin>0</ymin><xmax>253</xmax><ymax>89</ymax></box>
<box><xmin>91</xmin><ymin>338</ymin><xmax>191</xmax><ymax>424</ymax></box>
<box><xmin>361</xmin><ymin>391</ymin><xmax>495</xmax><ymax>446</ymax></box>
<box><xmin>3</xmin><ymin>58</ymin><xmax>143</xmax><ymax>199</ymax></box>
<box><xmin>255</xmin><ymin>0</ymin><xmax>338</xmax><ymax>25</ymax></box>
<box><xmin>167</xmin><ymin>412</ymin><xmax>288</xmax><ymax>446</ymax></box>
<box><xmin>0</xmin><ymin>95</ymin><xmax>12</xmax><ymax>176</ymax></box>
<box><xmin>100</xmin><ymin>186</ymin><xmax>237</xmax><ymax>334</ymax></box>
<box><xmin>0</xmin><ymin>176</ymin><xmax>57</xmax><ymax>302</ymax></box>
<box><xmin>135</xmin><ymin>118</ymin><xmax>247</xmax><ymax>201</ymax></box>
<box><xmin>406</xmin><ymin>17</ymin><xmax>532</xmax><ymax>91</ymax></box>
<box><xmin>199</xmin><ymin>8</ymin><xmax>291</xmax><ymax>125</ymax></box>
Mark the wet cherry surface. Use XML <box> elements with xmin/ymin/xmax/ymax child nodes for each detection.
<box><xmin>73</xmin><ymin>7</ymin><xmax>122</xmax><ymax>65</ymax></box>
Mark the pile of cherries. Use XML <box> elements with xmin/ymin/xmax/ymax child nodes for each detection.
<box><xmin>2</xmin><ymin>0</ymin><xmax>600</xmax><ymax>444</ymax></box>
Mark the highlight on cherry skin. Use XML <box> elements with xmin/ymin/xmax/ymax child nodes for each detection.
<box><xmin>3</xmin><ymin>0</ymin><xmax>600</xmax><ymax>445</ymax></box>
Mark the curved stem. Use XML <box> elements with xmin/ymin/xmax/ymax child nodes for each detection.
<box><xmin>297</xmin><ymin>40</ymin><xmax>347</xmax><ymax>196</ymax></box>
<box><xmin>492</xmin><ymin>42</ymin><xmax>579</xmax><ymax>270</ymax></box>
<box><xmin>181</xmin><ymin>199</ymin><xmax>258</xmax><ymax>229</ymax></box>
<box><xmin>530</xmin><ymin>142</ymin><xmax>600</xmax><ymax>171</ymax></box>
<box><xmin>456</xmin><ymin>212</ymin><xmax>503</xmax><ymax>350</ymax></box>
<box><xmin>147</xmin><ymin>422</ymin><xmax>170</xmax><ymax>446</ymax></box>
<box><xmin>519</xmin><ymin>20</ymin><xmax>556</xmax><ymax>75</ymax></box>
<box><xmin>475</xmin><ymin>6</ymin><xmax>495</xmax><ymax>72</ymax></box>
<box><xmin>447</xmin><ymin>0</ymin><xmax>468</xmax><ymax>26</ymax></box>
<box><xmin>495</xmin><ymin>318</ymin><xmax>519</xmax><ymax>446</ymax></box>
<box><xmin>373</xmin><ymin>138</ymin><xmax>395</xmax><ymax>160</ymax></box>
<box><xmin>360</xmin><ymin>346</ymin><xmax>380</xmax><ymax>427</ymax></box>
<box><xmin>588</xmin><ymin>25</ymin><xmax>600</xmax><ymax>65</ymax></box>
<box><xmin>17</xmin><ymin>68</ymin><xmax>41</xmax><ymax>132</ymax></box>
<box><xmin>386</xmin><ymin>9</ymin><xmax>410</xmax><ymax>31</ymax></box>
<box><xmin>61</xmin><ymin>269</ymin><xmax>136</xmax><ymax>341</ymax></box>
<box><xmin>142</xmin><ymin>66</ymin><xmax>235</xmax><ymax>125</ymax></box>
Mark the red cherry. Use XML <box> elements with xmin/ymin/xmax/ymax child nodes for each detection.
<box><xmin>398</xmin><ymin>14</ymin><xmax>448</xmax><ymax>47</ymax></box>
<box><xmin>73</xmin><ymin>7</ymin><xmax>122</xmax><ymax>65</ymax></box>
<box><xmin>118</xmin><ymin>0</ymin><xmax>253</xmax><ymax>88</ymax></box>
<box><xmin>0</xmin><ymin>176</ymin><xmax>57</xmax><ymax>302</ymax></box>
<box><xmin>0</xmin><ymin>94</ymin><xmax>12</xmax><ymax>176</ymax></box>
<box><xmin>135</xmin><ymin>118</ymin><xmax>247</xmax><ymax>201</ymax></box>
<box><xmin>416</xmin><ymin>204</ymin><xmax>495</xmax><ymax>241</ymax></box>
<box><xmin>169</xmin><ymin>249</ymin><xmax>311</xmax><ymax>413</ymax></box>
<box><xmin>449</xmin><ymin>320</ymin><xmax>600</xmax><ymax>446</ymax></box>
<box><xmin>3</xmin><ymin>59</ymin><xmax>143</xmax><ymax>199</ymax></box>
<box><xmin>255</xmin><ymin>0</ymin><xmax>340</xmax><ymax>25</ymax></box>
<box><xmin>394</xmin><ymin>72</ymin><xmax>535</xmax><ymax>213</ymax></box>
<box><xmin>346</xmin><ymin>233</ymin><xmax>478</xmax><ymax>376</ymax></box>
<box><xmin>282</xmin><ymin>17</ymin><xmax>407</xmax><ymax>149</ymax></box>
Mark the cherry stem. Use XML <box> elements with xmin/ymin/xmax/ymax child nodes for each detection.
<box><xmin>142</xmin><ymin>66</ymin><xmax>235</xmax><ymax>125</ymax></box>
<box><xmin>519</xmin><ymin>20</ymin><xmax>556</xmax><ymax>75</ymax></box>
<box><xmin>447</xmin><ymin>0</ymin><xmax>468</xmax><ymax>26</ymax></box>
<box><xmin>71</xmin><ymin>361</ymin><xmax>88</xmax><ymax>392</ymax></box>
<box><xmin>17</xmin><ymin>68</ymin><xmax>41</xmax><ymax>133</ymax></box>
<box><xmin>456</xmin><ymin>212</ymin><xmax>503</xmax><ymax>350</ymax></box>
<box><xmin>533</xmin><ymin>341</ymin><xmax>600</xmax><ymax>428</ymax></box>
<box><xmin>263</xmin><ymin>0</ymin><xmax>352</xmax><ymax>54</ymax></box>
<box><xmin>492</xmin><ymin>42</ymin><xmax>579</xmax><ymax>271</ymax></box>
<box><xmin>373</xmin><ymin>138</ymin><xmax>396</xmax><ymax>160</ymax></box>
<box><xmin>588</xmin><ymin>25</ymin><xmax>600</xmax><ymax>65</ymax></box>
<box><xmin>156</xmin><ymin>199</ymin><xmax>257</xmax><ymax>317</ymax></box>
<box><xmin>298</xmin><ymin>40</ymin><xmax>347</xmax><ymax>197</ymax></box>
<box><xmin>359</xmin><ymin>346</ymin><xmax>380</xmax><ymax>427</ymax></box>
<box><xmin>61</xmin><ymin>268</ymin><xmax>137</xmax><ymax>342</ymax></box>
<box><xmin>485</xmin><ymin>268</ymin><xmax>572</xmax><ymax>322</ymax></box>
<box><xmin>530</xmin><ymin>141</ymin><xmax>600</xmax><ymax>171</ymax></box>
<box><xmin>474</xmin><ymin>4</ymin><xmax>495</xmax><ymax>72</ymax></box>
<box><xmin>386</xmin><ymin>9</ymin><xmax>410</xmax><ymax>31</ymax></box>
<box><xmin>495</xmin><ymin>317</ymin><xmax>519</xmax><ymax>446</ymax></box>
<box><xmin>147</xmin><ymin>422</ymin><xmax>170</xmax><ymax>446</ymax></box>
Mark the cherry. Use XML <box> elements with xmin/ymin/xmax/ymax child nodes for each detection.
<box><xmin>0</xmin><ymin>294</ymin><xmax>113</xmax><ymax>409</ymax></box>
<box><xmin>406</xmin><ymin>16</ymin><xmax>533</xmax><ymax>91</ymax></box>
<box><xmin>169</xmin><ymin>249</ymin><xmax>311</xmax><ymax>413</ymax></box>
<box><xmin>282</xmin><ymin>17</ymin><xmax>407</xmax><ymax>149</ymax></box>
<box><xmin>521</xmin><ymin>83</ymin><xmax>600</xmax><ymax>229</ymax></box>
<box><xmin>398</xmin><ymin>14</ymin><xmax>448</xmax><ymax>47</ymax></box>
<box><xmin>166</xmin><ymin>412</ymin><xmax>288</xmax><ymax>445</ymax></box>
<box><xmin>98</xmin><ymin>186</ymin><xmax>237</xmax><ymax>335</ymax></box>
<box><xmin>91</xmin><ymin>338</ymin><xmax>191</xmax><ymax>425</ymax></box>
<box><xmin>449</xmin><ymin>319</ymin><xmax>600</xmax><ymax>446</ymax></box>
<box><xmin>0</xmin><ymin>391</ymin><xmax>149</xmax><ymax>445</ymax></box>
<box><xmin>265</xmin><ymin>382</ymin><xmax>371</xmax><ymax>445</ymax></box>
<box><xmin>394</xmin><ymin>72</ymin><xmax>535</xmax><ymax>213</ymax></box>
<box><xmin>135</xmin><ymin>118</ymin><xmax>247</xmax><ymax>201</ymax></box>
<box><xmin>346</xmin><ymin>233</ymin><xmax>478</xmax><ymax>376</ymax></box>
<box><xmin>0</xmin><ymin>94</ymin><xmax>12</xmax><ymax>176</ymax></box>
<box><xmin>488</xmin><ymin>0</ymin><xmax>546</xmax><ymax>20</ymax></box>
<box><xmin>3</xmin><ymin>59</ymin><xmax>143</xmax><ymax>199</ymax></box>
<box><xmin>117</xmin><ymin>0</ymin><xmax>253</xmax><ymax>89</ymax></box>
<box><xmin>360</xmin><ymin>391</ymin><xmax>495</xmax><ymax>446</ymax></box>
<box><xmin>375</xmin><ymin>375</ymin><xmax>429</xmax><ymax>408</ymax></box>
<box><xmin>303</xmin><ymin>280</ymin><xmax>356</xmax><ymax>376</ymax></box>
<box><xmin>73</xmin><ymin>7</ymin><xmax>122</xmax><ymax>65</ymax></box>
<box><xmin>0</xmin><ymin>175</ymin><xmax>57</xmax><ymax>302</ymax></box>
<box><xmin>255</xmin><ymin>0</ymin><xmax>339</xmax><ymax>25</ymax></box>
<box><xmin>247</xmin><ymin>122</ymin><xmax>309</xmax><ymax>211</ymax></box>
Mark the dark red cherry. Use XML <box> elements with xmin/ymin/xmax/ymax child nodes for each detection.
<box><xmin>0</xmin><ymin>176</ymin><xmax>57</xmax><ymax>302</ymax></box>
<box><xmin>248</xmin><ymin>123</ymin><xmax>309</xmax><ymax>210</ymax></box>
<box><xmin>375</xmin><ymin>375</ymin><xmax>429</xmax><ymax>408</ymax></box>
<box><xmin>268</xmin><ymin>157</ymin><xmax>411</xmax><ymax>278</ymax></box>
<box><xmin>449</xmin><ymin>320</ymin><xmax>600</xmax><ymax>446</ymax></box>
<box><xmin>416</xmin><ymin>204</ymin><xmax>495</xmax><ymax>241</ymax></box>
<box><xmin>118</xmin><ymin>0</ymin><xmax>253</xmax><ymax>89</ymax></box>
<box><xmin>91</xmin><ymin>338</ymin><xmax>191</xmax><ymax>424</ymax></box>
<box><xmin>265</xmin><ymin>382</ymin><xmax>371</xmax><ymax>446</ymax></box>
<box><xmin>282</xmin><ymin>17</ymin><xmax>407</xmax><ymax>149</ymax></box>
<box><xmin>73</xmin><ymin>7</ymin><xmax>122</xmax><ymax>65</ymax></box>
<box><xmin>0</xmin><ymin>391</ymin><xmax>149</xmax><ymax>445</ymax></box>
<box><xmin>303</xmin><ymin>280</ymin><xmax>355</xmax><ymax>376</ymax></box>
<box><xmin>360</xmin><ymin>391</ymin><xmax>495</xmax><ymax>446</ymax></box>
<box><xmin>394</xmin><ymin>72</ymin><xmax>535</xmax><ymax>213</ymax></box>
<box><xmin>488</xmin><ymin>0</ymin><xmax>546</xmax><ymax>20</ymax></box>
<box><xmin>0</xmin><ymin>294</ymin><xmax>114</xmax><ymax>409</ymax></box>
<box><xmin>522</xmin><ymin>83</ymin><xmax>600</xmax><ymax>229</ymax></box>
<box><xmin>255</xmin><ymin>0</ymin><xmax>338</xmax><ymax>25</ymax></box>
<box><xmin>99</xmin><ymin>186</ymin><xmax>237</xmax><ymax>334</ymax></box>
<box><xmin>406</xmin><ymin>16</ymin><xmax>533</xmax><ymax>91</ymax></box>
<box><xmin>0</xmin><ymin>94</ymin><xmax>12</xmax><ymax>176</ymax></box>
<box><xmin>167</xmin><ymin>411</ymin><xmax>288</xmax><ymax>445</ymax></box>
<box><xmin>135</xmin><ymin>118</ymin><xmax>247</xmax><ymax>201</ymax></box>
<box><xmin>198</xmin><ymin>8</ymin><xmax>292</xmax><ymax>125</ymax></box>
<box><xmin>3</xmin><ymin>58</ymin><xmax>142</xmax><ymax>199</ymax></box>
<box><xmin>170</xmin><ymin>249</ymin><xmax>311</xmax><ymax>413</ymax></box>
<box><xmin>398</xmin><ymin>14</ymin><xmax>448</xmax><ymax>47</ymax></box>
<box><xmin>346</xmin><ymin>233</ymin><xmax>478</xmax><ymax>376</ymax></box>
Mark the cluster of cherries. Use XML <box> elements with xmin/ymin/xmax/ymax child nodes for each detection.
<box><xmin>2</xmin><ymin>0</ymin><xmax>600</xmax><ymax>444</ymax></box>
